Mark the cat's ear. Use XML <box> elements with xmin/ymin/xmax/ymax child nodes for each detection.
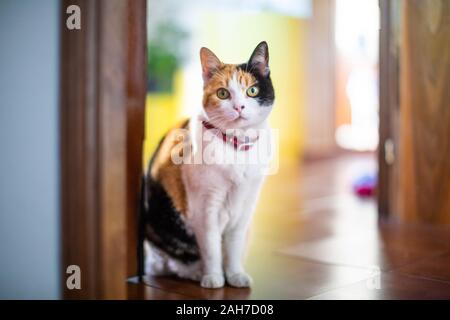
<box><xmin>200</xmin><ymin>47</ymin><xmax>222</xmax><ymax>83</ymax></box>
<box><xmin>248</xmin><ymin>41</ymin><xmax>270</xmax><ymax>77</ymax></box>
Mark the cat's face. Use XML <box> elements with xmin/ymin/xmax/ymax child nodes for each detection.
<box><xmin>200</xmin><ymin>42</ymin><xmax>274</xmax><ymax>130</ymax></box>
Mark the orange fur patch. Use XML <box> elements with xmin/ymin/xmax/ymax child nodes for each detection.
<box><xmin>203</xmin><ymin>65</ymin><xmax>257</xmax><ymax>112</ymax></box>
<box><xmin>150</xmin><ymin>119</ymin><xmax>190</xmax><ymax>214</ymax></box>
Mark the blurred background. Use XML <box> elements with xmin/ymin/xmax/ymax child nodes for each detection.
<box><xmin>143</xmin><ymin>0</ymin><xmax>379</xmax><ymax>166</ymax></box>
<box><xmin>141</xmin><ymin>0</ymin><xmax>383</xmax><ymax>299</ymax></box>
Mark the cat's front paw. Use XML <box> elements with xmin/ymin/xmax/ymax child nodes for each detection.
<box><xmin>200</xmin><ymin>273</ymin><xmax>225</xmax><ymax>289</ymax></box>
<box><xmin>226</xmin><ymin>272</ymin><xmax>253</xmax><ymax>288</ymax></box>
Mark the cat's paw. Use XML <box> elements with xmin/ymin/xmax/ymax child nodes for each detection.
<box><xmin>200</xmin><ymin>273</ymin><xmax>225</xmax><ymax>289</ymax></box>
<box><xmin>226</xmin><ymin>272</ymin><xmax>253</xmax><ymax>288</ymax></box>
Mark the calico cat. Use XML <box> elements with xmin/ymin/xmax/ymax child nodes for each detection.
<box><xmin>139</xmin><ymin>41</ymin><xmax>275</xmax><ymax>288</ymax></box>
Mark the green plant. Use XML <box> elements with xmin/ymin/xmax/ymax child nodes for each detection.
<box><xmin>147</xmin><ymin>22</ymin><xmax>188</xmax><ymax>93</ymax></box>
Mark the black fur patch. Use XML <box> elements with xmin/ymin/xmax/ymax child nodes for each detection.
<box><xmin>139</xmin><ymin>120</ymin><xmax>200</xmax><ymax>267</ymax></box>
<box><xmin>141</xmin><ymin>176</ymin><xmax>200</xmax><ymax>264</ymax></box>
<box><xmin>237</xmin><ymin>63</ymin><xmax>275</xmax><ymax>106</ymax></box>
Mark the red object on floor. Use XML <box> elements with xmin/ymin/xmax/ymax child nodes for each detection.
<box><xmin>353</xmin><ymin>174</ymin><xmax>377</xmax><ymax>197</ymax></box>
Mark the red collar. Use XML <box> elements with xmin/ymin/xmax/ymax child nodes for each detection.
<box><xmin>202</xmin><ymin>121</ymin><xmax>259</xmax><ymax>151</ymax></box>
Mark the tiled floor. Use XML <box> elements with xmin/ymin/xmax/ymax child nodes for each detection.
<box><xmin>128</xmin><ymin>154</ymin><xmax>450</xmax><ymax>300</ymax></box>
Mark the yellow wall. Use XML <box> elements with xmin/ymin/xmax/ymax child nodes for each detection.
<box><xmin>143</xmin><ymin>72</ymin><xmax>184</xmax><ymax>169</ymax></box>
<box><xmin>144</xmin><ymin>13</ymin><xmax>307</xmax><ymax>167</ymax></box>
<box><xmin>200</xmin><ymin>12</ymin><xmax>307</xmax><ymax>164</ymax></box>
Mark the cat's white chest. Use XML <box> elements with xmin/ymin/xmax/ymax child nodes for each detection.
<box><xmin>224</xmin><ymin>162</ymin><xmax>261</xmax><ymax>184</ymax></box>
<box><xmin>205</xmin><ymin>136</ymin><xmax>267</xmax><ymax>184</ymax></box>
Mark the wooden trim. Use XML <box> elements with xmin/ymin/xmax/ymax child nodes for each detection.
<box><xmin>125</xmin><ymin>1</ymin><xmax>147</xmax><ymax>279</ymax></box>
<box><xmin>378</xmin><ymin>0</ymin><xmax>400</xmax><ymax>219</ymax></box>
<box><xmin>60</xmin><ymin>0</ymin><xmax>146</xmax><ymax>299</ymax></box>
<box><xmin>378</xmin><ymin>0</ymin><xmax>391</xmax><ymax>218</ymax></box>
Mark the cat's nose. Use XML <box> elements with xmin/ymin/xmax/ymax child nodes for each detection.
<box><xmin>233</xmin><ymin>105</ymin><xmax>245</xmax><ymax>113</ymax></box>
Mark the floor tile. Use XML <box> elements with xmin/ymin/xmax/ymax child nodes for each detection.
<box><xmin>139</xmin><ymin>256</ymin><xmax>374</xmax><ymax>300</ymax></box>
<box><xmin>395</xmin><ymin>253</ymin><xmax>450</xmax><ymax>283</ymax></box>
<box><xmin>309</xmin><ymin>273</ymin><xmax>450</xmax><ymax>300</ymax></box>
<box><xmin>128</xmin><ymin>277</ymin><xmax>194</xmax><ymax>300</ymax></box>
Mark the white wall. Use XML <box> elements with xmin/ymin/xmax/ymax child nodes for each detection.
<box><xmin>0</xmin><ymin>0</ymin><xmax>60</xmax><ymax>299</ymax></box>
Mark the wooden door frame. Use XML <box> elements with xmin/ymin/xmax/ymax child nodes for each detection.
<box><xmin>378</xmin><ymin>0</ymin><xmax>400</xmax><ymax>219</ymax></box>
<box><xmin>304</xmin><ymin>0</ymin><xmax>338</xmax><ymax>160</ymax></box>
<box><xmin>60</xmin><ymin>0</ymin><xmax>146</xmax><ymax>299</ymax></box>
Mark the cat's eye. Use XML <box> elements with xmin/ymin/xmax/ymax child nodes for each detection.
<box><xmin>246</xmin><ymin>85</ymin><xmax>259</xmax><ymax>97</ymax></box>
<box><xmin>216</xmin><ymin>88</ymin><xmax>230</xmax><ymax>100</ymax></box>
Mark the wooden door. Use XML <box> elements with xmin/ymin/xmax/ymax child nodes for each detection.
<box><xmin>379</xmin><ymin>0</ymin><xmax>450</xmax><ymax>225</ymax></box>
<box><xmin>60</xmin><ymin>0</ymin><xmax>146</xmax><ymax>299</ymax></box>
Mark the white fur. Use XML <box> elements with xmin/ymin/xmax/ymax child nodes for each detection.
<box><xmin>182</xmin><ymin>117</ymin><xmax>267</xmax><ymax>288</ymax></box>
<box><xmin>144</xmin><ymin>241</ymin><xmax>202</xmax><ymax>281</ymax></box>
